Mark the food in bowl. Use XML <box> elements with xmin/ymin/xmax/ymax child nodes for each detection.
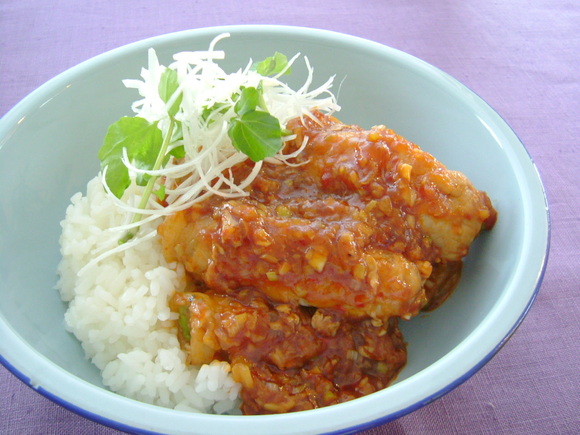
<box><xmin>56</xmin><ymin>33</ymin><xmax>496</xmax><ymax>416</ymax></box>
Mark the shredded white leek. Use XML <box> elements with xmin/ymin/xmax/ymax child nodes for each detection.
<box><xmin>95</xmin><ymin>32</ymin><xmax>340</xmax><ymax>262</ymax></box>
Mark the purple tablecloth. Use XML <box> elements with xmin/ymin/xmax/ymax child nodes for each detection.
<box><xmin>1</xmin><ymin>1</ymin><xmax>578</xmax><ymax>434</ymax></box>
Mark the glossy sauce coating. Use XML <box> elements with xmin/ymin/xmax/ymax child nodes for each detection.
<box><xmin>160</xmin><ymin>112</ymin><xmax>496</xmax><ymax>413</ymax></box>
<box><xmin>171</xmin><ymin>288</ymin><xmax>407</xmax><ymax>414</ymax></box>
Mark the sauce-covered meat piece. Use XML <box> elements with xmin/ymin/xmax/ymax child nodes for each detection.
<box><xmin>286</xmin><ymin>112</ymin><xmax>497</xmax><ymax>261</ymax></box>
<box><xmin>171</xmin><ymin>288</ymin><xmax>406</xmax><ymax>414</ymax></box>
<box><xmin>159</xmin><ymin>111</ymin><xmax>496</xmax><ymax>320</ymax></box>
<box><xmin>160</xmin><ymin>198</ymin><xmax>430</xmax><ymax>320</ymax></box>
<box><xmin>161</xmin><ymin>111</ymin><xmax>497</xmax><ymax>414</ymax></box>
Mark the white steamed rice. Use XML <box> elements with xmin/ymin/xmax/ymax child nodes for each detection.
<box><xmin>56</xmin><ymin>176</ymin><xmax>241</xmax><ymax>414</ymax></box>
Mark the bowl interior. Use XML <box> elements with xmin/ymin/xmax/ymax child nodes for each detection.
<box><xmin>0</xmin><ymin>25</ymin><xmax>548</xmax><ymax>434</ymax></box>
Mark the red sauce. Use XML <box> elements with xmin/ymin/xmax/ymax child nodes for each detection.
<box><xmin>160</xmin><ymin>111</ymin><xmax>497</xmax><ymax>414</ymax></box>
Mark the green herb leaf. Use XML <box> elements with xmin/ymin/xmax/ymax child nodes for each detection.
<box><xmin>117</xmin><ymin>117</ymin><xmax>177</xmax><ymax>244</ymax></box>
<box><xmin>234</xmin><ymin>86</ymin><xmax>261</xmax><ymax>116</ymax></box>
<box><xmin>158</xmin><ymin>68</ymin><xmax>182</xmax><ymax>117</ymax></box>
<box><xmin>98</xmin><ymin>116</ymin><xmax>163</xmax><ymax>198</ymax></box>
<box><xmin>154</xmin><ymin>184</ymin><xmax>166</xmax><ymax>201</ymax></box>
<box><xmin>201</xmin><ymin>101</ymin><xmax>231</xmax><ymax>124</ymax></box>
<box><xmin>135</xmin><ymin>169</ymin><xmax>151</xmax><ymax>187</ymax></box>
<box><xmin>254</xmin><ymin>52</ymin><xmax>291</xmax><ymax>76</ymax></box>
<box><xmin>102</xmin><ymin>158</ymin><xmax>131</xmax><ymax>200</ymax></box>
<box><xmin>168</xmin><ymin>145</ymin><xmax>186</xmax><ymax>159</ymax></box>
<box><xmin>162</xmin><ymin>145</ymin><xmax>185</xmax><ymax>167</ymax></box>
<box><xmin>228</xmin><ymin>110</ymin><xmax>283</xmax><ymax>162</ymax></box>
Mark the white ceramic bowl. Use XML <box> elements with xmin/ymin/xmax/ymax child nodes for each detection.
<box><xmin>0</xmin><ymin>25</ymin><xmax>549</xmax><ymax>434</ymax></box>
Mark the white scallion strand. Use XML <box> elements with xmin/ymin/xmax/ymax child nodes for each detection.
<box><xmin>98</xmin><ymin>32</ymin><xmax>340</xmax><ymax>253</ymax></box>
